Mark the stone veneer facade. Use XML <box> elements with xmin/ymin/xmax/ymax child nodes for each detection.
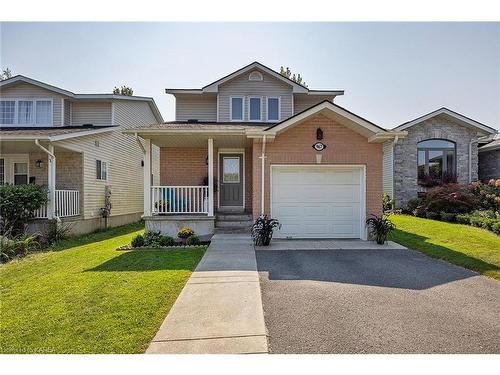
<box><xmin>478</xmin><ymin>148</ymin><xmax>500</xmax><ymax>182</ymax></box>
<box><xmin>393</xmin><ymin>115</ymin><xmax>487</xmax><ymax>208</ymax></box>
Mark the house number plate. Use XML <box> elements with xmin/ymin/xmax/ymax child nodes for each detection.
<box><xmin>312</xmin><ymin>142</ymin><xmax>326</xmax><ymax>151</ymax></box>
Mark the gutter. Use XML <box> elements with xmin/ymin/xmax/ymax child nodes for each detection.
<box><xmin>135</xmin><ymin>133</ymin><xmax>146</xmax><ymax>154</ymax></box>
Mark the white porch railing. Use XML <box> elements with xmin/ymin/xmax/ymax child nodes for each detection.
<box><xmin>151</xmin><ymin>186</ymin><xmax>209</xmax><ymax>214</ymax></box>
<box><xmin>34</xmin><ymin>189</ymin><xmax>80</xmax><ymax>218</ymax></box>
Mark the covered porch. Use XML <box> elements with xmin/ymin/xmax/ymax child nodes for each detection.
<box><xmin>0</xmin><ymin>138</ymin><xmax>82</xmax><ymax>220</ymax></box>
<box><xmin>128</xmin><ymin>123</ymin><xmax>264</xmax><ymax>236</ymax></box>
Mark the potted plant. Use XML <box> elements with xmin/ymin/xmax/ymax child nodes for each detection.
<box><xmin>365</xmin><ymin>215</ymin><xmax>396</xmax><ymax>245</ymax></box>
<box><xmin>251</xmin><ymin>215</ymin><xmax>280</xmax><ymax>246</ymax></box>
<box><xmin>177</xmin><ymin>227</ymin><xmax>195</xmax><ymax>245</ymax></box>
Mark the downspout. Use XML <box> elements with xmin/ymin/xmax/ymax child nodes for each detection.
<box><xmin>135</xmin><ymin>133</ymin><xmax>146</xmax><ymax>154</ymax></box>
<box><xmin>391</xmin><ymin>135</ymin><xmax>399</xmax><ymax>200</ymax></box>
<box><xmin>260</xmin><ymin>135</ymin><xmax>267</xmax><ymax>215</ymax></box>
<box><xmin>35</xmin><ymin>139</ymin><xmax>55</xmax><ymax>159</ymax></box>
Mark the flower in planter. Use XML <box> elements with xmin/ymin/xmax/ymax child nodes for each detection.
<box><xmin>177</xmin><ymin>227</ymin><xmax>195</xmax><ymax>244</ymax></box>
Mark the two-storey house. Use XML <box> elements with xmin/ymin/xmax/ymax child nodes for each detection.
<box><xmin>126</xmin><ymin>62</ymin><xmax>405</xmax><ymax>240</ymax></box>
<box><xmin>0</xmin><ymin>75</ymin><xmax>163</xmax><ymax>234</ymax></box>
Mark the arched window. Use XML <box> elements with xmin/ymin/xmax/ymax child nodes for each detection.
<box><xmin>417</xmin><ymin>139</ymin><xmax>456</xmax><ymax>184</ymax></box>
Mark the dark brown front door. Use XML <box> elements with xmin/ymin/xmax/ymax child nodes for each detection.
<box><xmin>219</xmin><ymin>154</ymin><xmax>243</xmax><ymax>207</ymax></box>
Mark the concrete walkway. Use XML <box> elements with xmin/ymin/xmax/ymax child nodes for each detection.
<box><xmin>146</xmin><ymin>234</ymin><xmax>268</xmax><ymax>354</ymax></box>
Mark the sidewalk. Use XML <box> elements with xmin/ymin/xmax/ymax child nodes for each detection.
<box><xmin>146</xmin><ymin>234</ymin><xmax>268</xmax><ymax>354</ymax></box>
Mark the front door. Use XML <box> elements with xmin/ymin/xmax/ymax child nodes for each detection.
<box><xmin>219</xmin><ymin>154</ymin><xmax>243</xmax><ymax>207</ymax></box>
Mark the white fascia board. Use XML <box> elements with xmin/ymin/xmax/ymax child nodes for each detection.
<box><xmin>368</xmin><ymin>131</ymin><xmax>408</xmax><ymax>143</ymax></box>
<box><xmin>0</xmin><ymin>128</ymin><xmax>114</xmax><ymax>142</ymax></box>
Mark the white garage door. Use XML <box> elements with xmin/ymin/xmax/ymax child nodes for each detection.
<box><xmin>271</xmin><ymin>166</ymin><xmax>364</xmax><ymax>239</ymax></box>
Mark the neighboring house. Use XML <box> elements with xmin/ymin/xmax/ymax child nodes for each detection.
<box><xmin>0</xmin><ymin>75</ymin><xmax>163</xmax><ymax>234</ymax></box>
<box><xmin>383</xmin><ymin>107</ymin><xmax>497</xmax><ymax>208</ymax></box>
<box><xmin>478</xmin><ymin>133</ymin><xmax>500</xmax><ymax>182</ymax></box>
<box><xmin>125</xmin><ymin>62</ymin><xmax>405</xmax><ymax>240</ymax></box>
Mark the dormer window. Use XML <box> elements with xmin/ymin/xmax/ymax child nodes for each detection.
<box><xmin>249</xmin><ymin>97</ymin><xmax>262</xmax><ymax>121</ymax></box>
<box><xmin>267</xmin><ymin>97</ymin><xmax>280</xmax><ymax>122</ymax></box>
<box><xmin>230</xmin><ymin>96</ymin><xmax>244</xmax><ymax>121</ymax></box>
<box><xmin>248</xmin><ymin>71</ymin><xmax>263</xmax><ymax>81</ymax></box>
<box><xmin>0</xmin><ymin>99</ymin><xmax>53</xmax><ymax>126</ymax></box>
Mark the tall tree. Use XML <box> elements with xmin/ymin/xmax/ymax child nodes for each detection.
<box><xmin>113</xmin><ymin>86</ymin><xmax>133</xmax><ymax>96</ymax></box>
<box><xmin>0</xmin><ymin>68</ymin><xmax>12</xmax><ymax>81</ymax></box>
<box><xmin>279</xmin><ymin>66</ymin><xmax>307</xmax><ymax>87</ymax></box>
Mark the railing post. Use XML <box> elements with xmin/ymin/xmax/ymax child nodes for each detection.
<box><xmin>47</xmin><ymin>144</ymin><xmax>56</xmax><ymax>219</ymax></box>
<box><xmin>143</xmin><ymin>138</ymin><xmax>152</xmax><ymax>216</ymax></box>
<box><xmin>208</xmin><ymin>138</ymin><xmax>214</xmax><ymax>216</ymax></box>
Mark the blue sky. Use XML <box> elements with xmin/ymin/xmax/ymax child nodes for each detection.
<box><xmin>1</xmin><ymin>22</ymin><xmax>499</xmax><ymax>129</ymax></box>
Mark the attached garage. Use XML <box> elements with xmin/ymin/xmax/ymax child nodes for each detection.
<box><xmin>271</xmin><ymin>165</ymin><xmax>366</xmax><ymax>239</ymax></box>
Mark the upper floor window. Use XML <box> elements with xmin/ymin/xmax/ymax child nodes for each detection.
<box><xmin>230</xmin><ymin>97</ymin><xmax>243</xmax><ymax>121</ymax></box>
<box><xmin>0</xmin><ymin>99</ymin><xmax>53</xmax><ymax>126</ymax></box>
<box><xmin>249</xmin><ymin>97</ymin><xmax>262</xmax><ymax>121</ymax></box>
<box><xmin>96</xmin><ymin>159</ymin><xmax>108</xmax><ymax>181</ymax></box>
<box><xmin>417</xmin><ymin>139</ymin><xmax>456</xmax><ymax>185</ymax></box>
<box><xmin>267</xmin><ymin>97</ymin><xmax>280</xmax><ymax>122</ymax></box>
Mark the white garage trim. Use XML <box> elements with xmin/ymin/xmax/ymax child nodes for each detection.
<box><xmin>270</xmin><ymin>164</ymin><xmax>367</xmax><ymax>240</ymax></box>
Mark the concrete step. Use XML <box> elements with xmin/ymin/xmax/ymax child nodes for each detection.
<box><xmin>215</xmin><ymin>220</ymin><xmax>253</xmax><ymax>229</ymax></box>
<box><xmin>214</xmin><ymin>227</ymin><xmax>252</xmax><ymax>235</ymax></box>
<box><xmin>216</xmin><ymin>214</ymin><xmax>253</xmax><ymax>222</ymax></box>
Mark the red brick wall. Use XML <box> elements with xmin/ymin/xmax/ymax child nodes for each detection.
<box><xmin>252</xmin><ymin>113</ymin><xmax>383</xmax><ymax>219</ymax></box>
<box><xmin>159</xmin><ymin>147</ymin><xmax>252</xmax><ymax>212</ymax></box>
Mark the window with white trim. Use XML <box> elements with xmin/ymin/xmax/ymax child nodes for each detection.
<box><xmin>13</xmin><ymin>162</ymin><xmax>28</xmax><ymax>185</ymax></box>
<box><xmin>267</xmin><ymin>97</ymin><xmax>280</xmax><ymax>122</ymax></box>
<box><xmin>96</xmin><ymin>160</ymin><xmax>108</xmax><ymax>181</ymax></box>
<box><xmin>0</xmin><ymin>99</ymin><xmax>53</xmax><ymax>126</ymax></box>
<box><xmin>230</xmin><ymin>97</ymin><xmax>243</xmax><ymax>121</ymax></box>
<box><xmin>249</xmin><ymin>97</ymin><xmax>262</xmax><ymax>121</ymax></box>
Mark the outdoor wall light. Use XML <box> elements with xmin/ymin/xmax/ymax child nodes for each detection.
<box><xmin>35</xmin><ymin>159</ymin><xmax>44</xmax><ymax>168</ymax></box>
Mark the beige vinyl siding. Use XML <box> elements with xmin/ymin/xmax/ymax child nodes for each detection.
<box><xmin>71</xmin><ymin>102</ymin><xmax>112</xmax><ymax>126</ymax></box>
<box><xmin>58</xmin><ymin>100</ymin><xmax>158</xmax><ymax>219</ymax></box>
<box><xmin>218</xmin><ymin>69</ymin><xmax>293</xmax><ymax>122</ymax></box>
<box><xmin>175</xmin><ymin>94</ymin><xmax>217</xmax><ymax>121</ymax></box>
<box><xmin>64</xmin><ymin>100</ymin><xmax>71</xmax><ymax>125</ymax></box>
<box><xmin>0</xmin><ymin>83</ymin><xmax>63</xmax><ymax>126</ymax></box>
<box><xmin>293</xmin><ymin>95</ymin><xmax>334</xmax><ymax>114</ymax></box>
<box><xmin>382</xmin><ymin>140</ymin><xmax>394</xmax><ymax>197</ymax></box>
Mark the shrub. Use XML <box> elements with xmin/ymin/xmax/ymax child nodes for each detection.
<box><xmin>365</xmin><ymin>215</ymin><xmax>396</xmax><ymax>245</ymax></box>
<box><xmin>159</xmin><ymin>235</ymin><xmax>175</xmax><ymax>247</ymax></box>
<box><xmin>43</xmin><ymin>219</ymin><xmax>73</xmax><ymax>246</ymax></box>
<box><xmin>177</xmin><ymin>227</ymin><xmax>194</xmax><ymax>239</ymax></box>
<box><xmin>252</xmin><ymin>215</ymin><xmax>281</xmax><ymax>246</ymax></box>
<box><xmin>419</xmin><ymin>184</ymin><xmax>477</xmax><ymax>214</ymax></box>
<box><xmin>186</xmin><ymin>235</ymin><xmax>200</xmax><ymax>246</ymax></box>
<box><xmin>0</xmin><ymin>233</ymin><xmax>39</xmax><ymax>262</ymax></box>
<box><xmin>131</xmin><ymin>234</ymin><xmax>145</xmax><ymax>248</ymax></box>
<box><xmin>383</xmin><ymin>194</ymin><xmax>395</xmax><ymax>212</ymax></box>
<box><xmin>469</xmin><ymin>179</ymin><xmax>500</xmax><ymax>211</ymax></box>
<box><xmin>456</xmin><ymin>214</ymin><xmax>470</xmax><ymax>225</ymax></box>
<box><xmin>492</xmin><ymin>221</ymin><xmax>500</xmax><ymax>235</ymax></box>
<box><xmin>405</xmin><ymin>197</ymin><xmax>422</xmax><ymax>213</ymax></box>
<box><xmin>440</xmin><ymin>212</ymin><xmax>456</xmax><ymax>222</ymax></box>
<box><xmin>425</xmin><ymin>211</ymin><xmax>440</xmax><ymax>220</ymax></box>
<box><xmin>0</xmin><ymin>184</ymin><xmax>49</xmax><ymax>236</ymax></box>
<box><xmin>469</xmin><ymin>215</ymin><xmax>484</xmax><ymax>228</ymax></box>
<box><xmin>144</xmin><ymin>230</ymin><xmax>162</xmax><ymax>247</ymax></box>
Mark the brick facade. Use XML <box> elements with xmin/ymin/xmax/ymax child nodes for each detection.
<box><xmin>160</xmin><ymin>146</ymin><xmax>252</xmax><ymax>212</ymax></box>
<box><xmin>252</xmin><ymin>113</ymin><xmax>383</xmax><ymax>219</ymax></box>
<box><xmin>393</xmin><ymin>115</ymin><xmax>486</xmax><ymax>208</ymax></box>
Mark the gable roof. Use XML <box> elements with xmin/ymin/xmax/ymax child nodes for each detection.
<box><xmin>256</xmin><ymin>100</ymin><xmax>405</xmax><ymax>142</ymax></box>
<box><xmin>393</xmin><ymin>107</ymin><xmax>496</xmax><ymax>134</ymax></box>
<box><xmin>165</xmin><ymin>61</ymin><xmax>344</xmax><ymax>97</ymax></box>
<box><xmin>0</xmin><ymin>75</ymin><xmax>164</xmax><ymax>122</ymax></box>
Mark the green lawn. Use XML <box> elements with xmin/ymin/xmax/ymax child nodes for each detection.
<box><xmin>389</xmin><ymin>214</ymin><xmax>500</xmax><ymax>280</ymax></box>
<box><xmin>0</xmin><ymin>222</ymin><xmax>205</xmax><ymax>354</ymax></box>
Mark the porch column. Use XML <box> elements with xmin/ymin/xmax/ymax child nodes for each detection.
<box><xmin>208</xmin><ymin>138</ymin><xmax>214</xmax><ymax>216</ymax></box>
<box><xmin>143</xmin><ymin>138</ymin><xmax>152</xmax><ymax>216</ymax></box>
<box><xmin>47</xmin><ymin>144</ymin><xmax>56</xmax><ymax>219</ymax></box>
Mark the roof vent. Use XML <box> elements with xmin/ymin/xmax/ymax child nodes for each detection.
<box><xmin>187</xmin><ymin>119</ymin><xmax>199</xmax><ymax>123</ymax></box>
<box><xmin>82</xmin><ymin>123</ymin><xmax>94</xmax><ymax>128</ymax></box>
<box><xmin>249</xmin><ymin>71</ymin><xmax>263</xmax><ymax>81</ymax></box>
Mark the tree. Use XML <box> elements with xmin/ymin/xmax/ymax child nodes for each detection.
<box><xmin>0</xmin><ymin>68</ymin><xmax>12</xmax><ymax>81</ymax></box>
<box><xmin>279</xmin><ymin>66</ymin><xmax>307</xmax><ymax>87</ymax></box>
<box><xmin>113</xmin><ymin>86</ymin><xmax>133</xmax><ymax>96</ymax></box>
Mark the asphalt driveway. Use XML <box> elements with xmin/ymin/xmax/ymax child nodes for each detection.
<box><xmin>256</xmin><ymin>245</ymin><xmax>500</xmax><ymax>354</ymax></box>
